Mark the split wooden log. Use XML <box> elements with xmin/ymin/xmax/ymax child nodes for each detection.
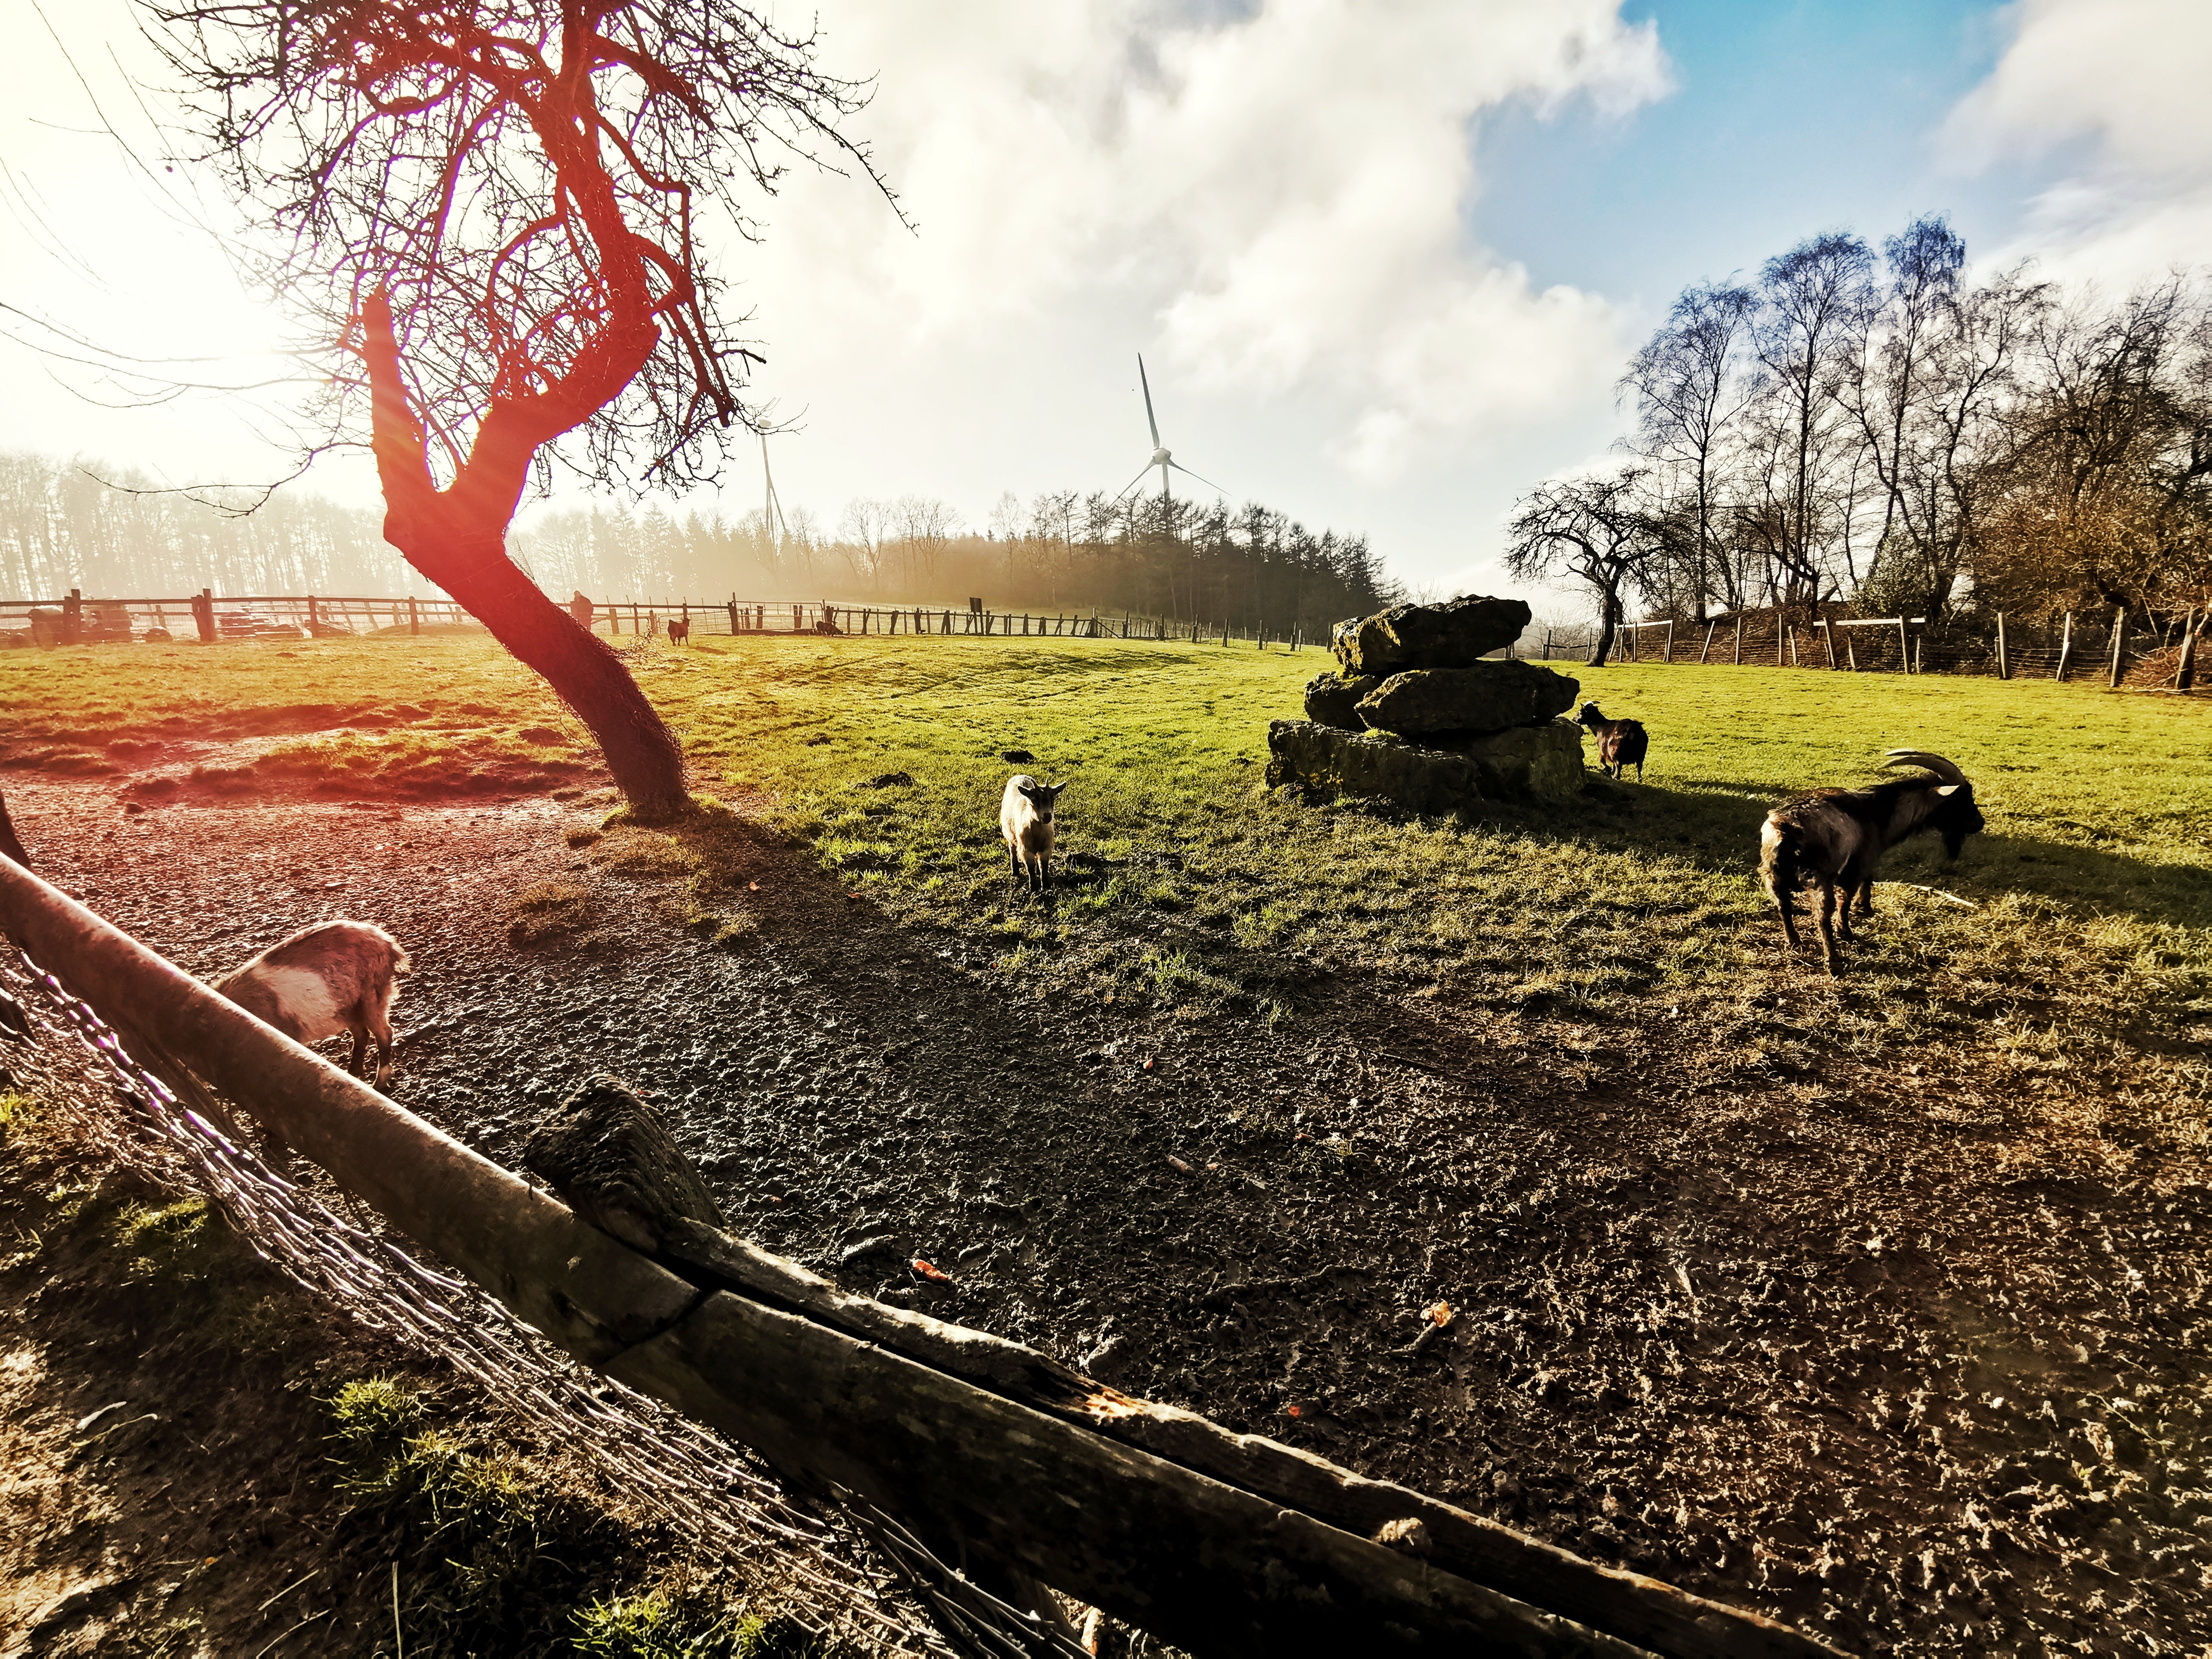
<box><xmin>0</xmin><ymin>859</ymin><xmax>1846</xmax><ymax>1659</ymax></box>
<box><xmin>512</xmin><ymin>1082</ymin><xmax>1839</xmax><ymax>1659</ymax></box>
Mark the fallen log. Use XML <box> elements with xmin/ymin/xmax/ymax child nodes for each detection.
<box><xmin>0</xmin><ymin>857</ymin><xmax>1844</xmax><ymax>1659</ymax></box>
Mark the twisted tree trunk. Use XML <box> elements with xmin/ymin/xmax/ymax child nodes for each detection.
<box><xmin>361</xmin><ymin>292</ymin><xmax>688</xmax><ymax>819</ymax></box>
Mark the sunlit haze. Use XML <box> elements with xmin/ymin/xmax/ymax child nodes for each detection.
<box><xmin>3</xmin><ymin>0</ymin><xmax>2208</xmax><ymax>592</ymax></box>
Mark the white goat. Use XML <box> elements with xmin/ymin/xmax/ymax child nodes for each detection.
<box><xmin>216</xmin><ymin>919</ymin><xmax>410</xmax><ymax>1087</ymax></box>
<box><xmin>999</xmin><ymin>775</ymin><xmax>1067</xmax><ymax>893</ymax></box>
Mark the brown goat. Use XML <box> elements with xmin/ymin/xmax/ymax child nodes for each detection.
<box><xmin>216</xmin><ymin>918</ymin><xmax>410</xmax><ymax>1087</ymax></box>
<box><xmin>1575</xmin><ymin>702</ymin><xmax>1649</xmax><ymax>781</ymax></box>
<box><xmin>667</xmin><ymin>616</ymin><xmax>691</xmax><ymax>645</ymax></box>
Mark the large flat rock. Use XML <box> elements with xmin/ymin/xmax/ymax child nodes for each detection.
<box><xmin>1302</xmin><ymin>672</ymin><xmax>1385</xmax><ymax>730</ymax></box>
<box><xmin>1265</xmin><ymin>721</ymin><xmax>1483</xmax><ymax>813</ymax></box>
<box><xmin>1330</xmin><ymin>594</ymin><xmax>1532</xmax><ymax>676</ymax></box>
<box><xmin>1452</xmin><ymin>720</ymin><xmax>1586</xmax><ymax>804</ymax></box>
<box><xmin>1355</xmin><ymin>661</ymin><xmax>1580</xmax><ymax>735</ymax></box>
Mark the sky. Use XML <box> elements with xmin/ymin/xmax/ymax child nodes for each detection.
<box><xmin>2</xmin><ymin>0</ymin><xmax>2209</xmax><ymax>595</ymax></box>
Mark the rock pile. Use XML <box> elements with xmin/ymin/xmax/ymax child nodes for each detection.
<box><xmin>1265</xmin><ymin>595</ymin><xmax>1584</xmax><ymax>808</ymax></box>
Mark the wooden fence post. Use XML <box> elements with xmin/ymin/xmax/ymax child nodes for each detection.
<box><xmin>1820</xmin><ymin>617</ymin><xmax>1835</xmax><ymax>668</ymax></box>
<box><xmin>407</xmin><ymin>596</ymin><xmax>420</xmax><ymax>636</ymax></box>
<box><xmin>1698</xmin><ymin>621</ymin><xmax>1714</xmax><ymax>664</ymax></box>
<box><xmin>1732</xmin><ymin>616</ymin><xmax>1743</xmax><ymax>665</ymax></box>
<box><xmin>1913</xmin><ymin>633</ymin><xmax>1923</xmax><ymax>674</ymax></box>
<box><xmin>2108</xmin><ymin>607</ymin><xmax>2128</xmax><ymax>688</ymax></box>
<box><xmin>2174</xmin><ymin>609</ymin><xmax>2198</xmax><ymax>689</ymax></box>
<box><xmin>2054</xmin><ymin>611</ymin><xmax>2073</xmax><ymax>680</ymax></box>
<box><xmin>1994</xmin><ymin>612</ymin><xmax>2008</xmax><ymax>680</ymax></box>
<box><xmin>1664</xmin><ymin>620</ymin><xmax>1675</xmax><ymax>663</ymax></box>
<box><xmin>1846</xmin><ymin>636</ymin><xmax>1859</xmax><ymax>672</ymax></box>
<box><xmin>1897</xmin><ymin>617</ymin><xmax>1910</xmax><ymax>674</ymax></box>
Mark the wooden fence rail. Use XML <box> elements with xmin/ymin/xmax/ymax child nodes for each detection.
<box><xmin>1542</xmin><ymin>609</ymin><xmax>2207</xmax><ymax>687</ymax></box>
<box><xmin>0</xmin><ymin>855</ymin><xmax>1838</xmax><ymax>1659</ymax></box>
<box><xmin>0</xmin><ymin>590</ymin><xmax>1333</xmax><ymax>651</ymax></box>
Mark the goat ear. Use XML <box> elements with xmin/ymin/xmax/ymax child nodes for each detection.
<box><xmin>1936</xmin><ymin>784</ymin><xmax>1960</xmax><ymax>797</ymax></box>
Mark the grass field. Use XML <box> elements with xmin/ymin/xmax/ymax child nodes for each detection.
<box><xmin>4</xmin><ymin>632</ymin><xmax>2207</xmax><ymax>1128</ymax></box>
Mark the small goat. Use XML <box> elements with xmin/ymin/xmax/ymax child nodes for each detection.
<box><xmin>1760</xmin><ymin>750</ymin><xmax>1983</xmax><ymax>973</ymax></box>
<box><xmin>667</xmin><ymin>616</ymin><xmax>691</xmax><ymax>646</ymax></box>
<box><xmin>216</xmin><ymin>919</ymin><xmax>410</xmax><ymax>1094</ymax></box>
<box><xmin>1576</xmin><ymin>702</ymin><xmax>1649</xmax><ymax>781</ymax></box>
<box><xmin>999</xmin><ymin>774</ymin><xmax>1067</xmax><ymax>893</ymax></box>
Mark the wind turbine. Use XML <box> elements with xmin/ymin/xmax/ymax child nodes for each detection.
<box><xmin>760</xmin><ymin>432</ymin><xmax>790</xmax><ymax>560</ymax></box>
<box><xmin>1116</xmin><ymin>355</ymin><xmax>1226</xmax><ymax>510</ymax></box>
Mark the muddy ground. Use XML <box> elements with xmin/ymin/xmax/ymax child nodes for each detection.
<box><xmin>3</xmin><ymin>773</ymin><xmax>2207</xmax><ymax>1658</ymax></box>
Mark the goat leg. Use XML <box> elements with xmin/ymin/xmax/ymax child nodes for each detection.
<box><xmin>369</xmin><ymin>1012</ymin><xmax>398</xmax><ymax>1087</ymax></box>
<box><xmin>1815</xmin><ymin>880</ymin><xmax>1842</xmax><ymax>975</ymax></box>
<box><xmin>1775</xmin><ymin>896</ymin><xmax>1800</xmax><ymax>951</ymax></box>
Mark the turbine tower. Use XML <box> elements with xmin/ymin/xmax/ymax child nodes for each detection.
<box><xmin>1116</xmin><ymin>355</ymin><xmax>1225</xmax><ymax>513</ymax></box>
<box><xmin>760</xmin><ymin>432</ymin><xmax>791</xmax><ymax>561</ymax></box>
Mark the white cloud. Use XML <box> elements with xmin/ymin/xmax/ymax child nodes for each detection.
<box><xmin>745</xmin><ymin>0</ymin><xmax>1666</xmax><ymax>483</ymax></box>
<box><xmin>0</xmin><ymin>0</ymin><xmax>1671</xmax><ymax>581</ymax></box>
<box><xmin>1941</xmin><ymin>0</ymin><xmax>2212</xmax><ymax>282</ymax></box>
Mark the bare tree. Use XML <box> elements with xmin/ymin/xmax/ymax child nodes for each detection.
<box><xmin>1621</xmin><ymin>280</ymin><xmax>1757</xmax><ymax>619</ymax></box>
<box><xmin>1503</xmin><ymin>467</ymin><xmax>1658</xmax><ymax>665</ymax></box>
<box><xmin>890</xmin><ymin>496</ymin><xmax>958</xmax><ymax>591</ymax></box>
<box><xmin>1976</xmin><ymin>279</ymin><xmax>2212</xmax><ymax>620</ymax></box>
<box><xmin>1847</xmin><ymin>237</ymin><xmax>2047</xmax><ymax>621</ymax></box>
<box><xmin>1745</xmin><ymin>232</ymin><xmax>1875</xmax><ymax>608</ymax></box>
<box><xmin>837</xmin><ymin>498</ymin><xmax>891</xmax><ymax>591</ymax></box>
<box><xmin>156</xmin><ymin>0</ymin><xmax>883</xmax><ymax>815</ymax></box>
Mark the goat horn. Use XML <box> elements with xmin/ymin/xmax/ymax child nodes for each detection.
<box><xmin>1882</xmin><ymin>749</ymin><xmax>1969</xmax><ymax>786</ymax></box>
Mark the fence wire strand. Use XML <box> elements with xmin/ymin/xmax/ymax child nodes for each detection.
<box><xmin>0</xmin><ymin>946</ymin><xmax>1091</xmax><ymax>1659</ymax></box>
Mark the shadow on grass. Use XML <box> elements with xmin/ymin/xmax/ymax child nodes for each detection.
<box><xmin>1556</xmin><ymin>775</ymin><xmax>2212</xmax><ymax>933</ymax></box>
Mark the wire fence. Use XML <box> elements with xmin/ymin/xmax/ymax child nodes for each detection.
<box><xmin>0</xmin><ymin>945</ymin><xmax>1107</xmax><ymax>1659</ymax></box>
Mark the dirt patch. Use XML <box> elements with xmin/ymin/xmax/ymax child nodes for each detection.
<box><xmin>3</xmin><ymin>776</ymin><xmax>2207</xmax><ymax>1656</ymax></box>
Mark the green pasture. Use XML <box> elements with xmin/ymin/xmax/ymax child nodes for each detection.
<box><xmin>3</xmin><ymin>632</ymin><xmax>2206</xmax><ymax>1100</ymax></box>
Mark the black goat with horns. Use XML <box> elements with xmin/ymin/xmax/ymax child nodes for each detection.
<box><xmin>1760</xmin><ymin>750</ymin><xmax>1985</xmax><ymax>974</ymax></box>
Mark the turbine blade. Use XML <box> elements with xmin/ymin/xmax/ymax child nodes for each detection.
<box><xmin>1168</xmin><ymin>461</ymin><xmax>1227</xmax><ymax>495</ymax></box>
<box><xmin>1138</xmin><ymin>354</ymin><xmax>1161</xmax><ymax>449</ymax></box>
<box><xmin>1115</xmin><ymin>460</ymin><xmax>1155</xmax><ymax>500</ymax></box>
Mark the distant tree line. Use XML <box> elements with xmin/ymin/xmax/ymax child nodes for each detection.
<box><xmin>4</xmin><ymin>450</ymin><xmax>1395</xmax><ymax>637</ymax></box>
<box><xmin>0</xmin><ymin>453</ymin><xmax>435</xmax><ymax>599</ymax></box>
<box><xmin>1505</xmin><ymin>216</ymin><xmax>2212</xmax><ymax>663</ymax></box>
<box><xmin>509</xmin><ymin>486</ymin><xmax>1394</xmax><ymax>634</ymax></box>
